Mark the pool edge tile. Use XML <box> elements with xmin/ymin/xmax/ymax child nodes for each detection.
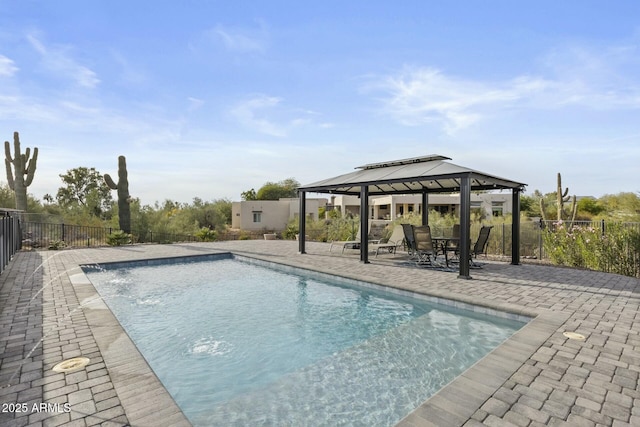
<box><xmin>394</xmin><ymin>309</ymin><xmax>569</xmax><ymax>427</ymax></box>
<box><xmin>70</xmin><ymin>268</ymin><xmax>193</xmax><ymax>427</ymax></box>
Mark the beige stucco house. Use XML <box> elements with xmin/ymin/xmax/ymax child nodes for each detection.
<box><xmin>232</xmin><ymin>193</ymin><xmax>513</xmax><ymax>232</ymax></box>
<box><xmin>331</xmin><ymin>193</ymin><xmax>513</xmax><ymax>220</ymax></box>
<box><xmin>231</xmin><ymin>198</ymin><xmax>328</xmax><ymax>231</ymax></box>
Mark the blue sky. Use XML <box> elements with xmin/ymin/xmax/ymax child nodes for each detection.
<box><xmin>1</xmin><ymin>1</ymin><xmax>639</xmax><ymax>205</ymax></box>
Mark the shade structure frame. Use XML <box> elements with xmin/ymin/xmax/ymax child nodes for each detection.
<box><xmin>297</xmin><ymin>155</ymin><xmax>526</xmax><ymax>278</ymax></box>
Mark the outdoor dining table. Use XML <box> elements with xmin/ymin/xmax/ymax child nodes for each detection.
<box><xmin>431</xmin><ymin>237</ymin><xmax>460</xmax><ymax>267</ymax></box>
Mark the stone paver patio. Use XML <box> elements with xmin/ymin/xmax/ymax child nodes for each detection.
<box><xmin>1</xmin><ymin>240</ymin><xmax>639</xmax><ymax>426</ymax></box>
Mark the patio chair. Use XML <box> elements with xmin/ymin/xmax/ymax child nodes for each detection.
<box><xmin>370</xmin><ymin>224</ymin><xmax>405</xmax><ymax>257</ymax></box>
<box><xmin>401</xmin><ymin>224</ymin><xmax>417</xmax><ymax>258</ymax></box>
<box><xmin>471</xmin><ymin>225</ymin><xmax>493</xmax><ymax>266</ymax></box>
<box><xmin>447</xmin><ymin>225</ymin><xmax>493</xmax><ymax>267</ymax></box>
<box><xmin>329</xmin><ymin>221</ymin><xmax>375</xmax><ymax>253</ymax></box>
<box><xmin>442</xmin><ymin>224</ymin><xmax>461</xmax><ymax>263</ymax></box>
<box><xmin>412</xmin><ymin>225</ymin><xmax>443</xmax><ymax>267</ymax></box>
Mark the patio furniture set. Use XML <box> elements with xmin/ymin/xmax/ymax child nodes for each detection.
<box><xmin>330</xmin><ymin>223</ymin><xmax>493</xmax><ymax>268</ymax></box>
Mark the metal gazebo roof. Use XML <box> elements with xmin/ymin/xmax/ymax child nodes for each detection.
<box><xmin>296</xmin><ymin>154</ymin><xmax>527</xmax><ymax>279</ymax></box>
<box><xmin>298</xmin><ymin>155</ymin><xmax>526</xmax><ymax>195</ymax></box>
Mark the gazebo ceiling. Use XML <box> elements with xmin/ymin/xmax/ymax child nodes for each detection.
<box><xmin>298</xmin><ymin>154</ymin><xmax>526</xmax><ymax>196</ymax></box>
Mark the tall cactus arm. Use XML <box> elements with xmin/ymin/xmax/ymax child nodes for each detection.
<box><xmin>104</xmin><ymin>174</ymin><xmax>117</xmax><ymax>189</ymax></box>
<box><xmin>568</xmin><ymin>196</ymin><xmax>578</xmax><ymax>229</ymax></box>
<box><xmin>539</xmin><ymin>198</ymin><xmax>548</xmax><ymax>221</ymax></box>
<box><xmin>24</xmin><ymin>147</ymin><xmax>38</xmax><ymax>186</ymax></box>
<box><xmin>4</xmin><ymin>140</ymin><xmax>13</xmax><ymax>162</ymax></box>
<box><xmin>5</xmin><ymin>158</ymin><xmax>14</xmax><ymax>189</ymax></box>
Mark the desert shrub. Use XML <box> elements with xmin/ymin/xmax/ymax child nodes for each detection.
<box><xmin>48</xmin><ymin>240</ymin><xmax>67</xmax><ymax>250</ymax></box>
<box><xmin>305</xmin><ymin>219</ymin><xmax>329</xmax><ymax>241</ymax></box>
<box><xmin>543</xmin><ymin>221</ymin><xmax>640</xmax><ymax>277</ymax></box>
<box><xmin>107</xmin><ymin>230</ymin><xmax>132</xmax><ymax>246</ymax></box>
<box><xmin>326</xmin><ymin>216</ymin><xmax>360</xmax><ymax>241</ymax></box>
<box><xmin>282</xmin><ymin>219</ymin><xmax>299</xmax><ymax>240</ymax></box>
<box><xmin>195</xmin><ymin>227</ymin><xmax>217</xmax><ymax>242</ymax></box>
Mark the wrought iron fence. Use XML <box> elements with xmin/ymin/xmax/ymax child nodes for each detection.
<box><xmin>19</xmin><ymin>222</ymin><xmax>274</xmax><ymax>249</ymax></box>
<box><xmin>20</xmin><ymin>222</ymin><xmax>202</xmax><ymax>248</ymax></box>
<box><xmin>0</xmin><ymin>214</ymin><xmax>22</xmax><ymax>275</ymax></box>
<box><xmin>425</xmin><ymin>219</ymin><xmax>640</xmax><ymax>262</ymax></box>
<box><xmin>10</xmin><ymin>219</ymin><xmax>640</xmax><ymax>277</ymax></box>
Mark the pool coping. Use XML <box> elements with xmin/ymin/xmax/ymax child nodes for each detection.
<box><xmin>69</xmin><ymin>269</ymin><xmax>191</xmax><ymax>426</ymax></box>
<box><xmin>75</xmin><ymin>251</ymin><xmax>569</xmax><ymax>427</ymax></box>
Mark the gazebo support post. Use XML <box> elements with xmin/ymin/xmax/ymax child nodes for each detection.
<box><xmin>360</xmin><ymin>185</ymin><xmax>369</xmax><ymax>264</ymax></box>
<box><xmin>511</xmin><ymin>188</ymin><xmax>521</xmax><ymax>265</ymax></box>
<box><xmin>458</xmin><ymin>175</ymin><xmax>471</xmax><ymax>279</ymax></box>
<box><xmin>422</xmin><ymin>192</ymin><xmax>429</xmax><ymax>226</ymax></box>
<box><xmin>298</xmin><ymin>191</ymin><xmax>306</xmax><ymax>254</ymax></box>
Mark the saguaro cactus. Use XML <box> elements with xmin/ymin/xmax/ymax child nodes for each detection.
<box><xmin>105</xmin><ymin>156</ymin><xmax>131</xmax><ymax>233</ymax></box>
<box><xmin>540</xmin><ymin>172</ymin><xmax>577</xmax><ymax>227</ymax></box>
<box><xmin>4</xmin><ymin>132</ymin><xmax>38</xmax><ymax>212</ymax></box>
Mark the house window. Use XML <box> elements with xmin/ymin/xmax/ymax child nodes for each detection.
<box><xmin>492</xmin><ymin>202</ymin><xmax>504</xmax><ymax>217</ymax></box>
<box><xmin>471</xmin><ymin>201</ymin><xmax>483</xmax><ymax>217</ymax></box>
<box><xmin>433</xmin><ymin>205</ymin><xmax>450</xmax><ymax>215</ymax></box>
<box><xmin>252</xmin><ymin>211</ymin><xmax>262</xmax><ymax>223</ymax></box>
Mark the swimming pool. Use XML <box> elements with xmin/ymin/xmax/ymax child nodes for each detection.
<box><xmin>84</xmin><ymin>255</ymin><xmax>526</xmax><ymax>426</ymax></box>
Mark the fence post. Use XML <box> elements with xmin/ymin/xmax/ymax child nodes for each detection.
<box><xmin>502</xmin><ymin>223</ymin><xmax>506</xmax><ymax>255</ymax></box>
<box><xmin>61</xmin><ymin>223</ymin><xmax>65</xmax><ymax>241</ymax></box>
<box><xmin>538</xmin><ymin>224</ymin><xmax>543</xmax><ymax>260</ymax></box>
<box><xmin>601</xmin><ymin>219</ymin><xmax>605</xmax><ymax>236</ymax></box>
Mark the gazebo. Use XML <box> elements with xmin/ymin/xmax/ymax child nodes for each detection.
<box><xmin>297</xmin><ymin>155</ymin><xmax>527</xmax><ymax>279</ymax></box>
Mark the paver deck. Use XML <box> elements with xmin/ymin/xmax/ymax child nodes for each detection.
<box><xmin>1</xmin><ymin>240</ymin><xmax>639</xmax><ymax>426</ymax></box>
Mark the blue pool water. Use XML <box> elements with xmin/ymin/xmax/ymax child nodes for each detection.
<box><xmin>85</xmin><ymin>256</ymin><xmax>525</xmax><ymax>426</ymax></box>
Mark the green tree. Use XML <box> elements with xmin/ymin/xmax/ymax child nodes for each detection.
<box><xmin>56</xmin><ymin>167</ymin><xmax>113</xmax><ymax>218</ymax></box>
<box><xmin>598</xmin><ymin>192</ymin><xmax>640</xmax><ymax>221</ymax></box>
<box><xmin>255</xmin><ymin>178</ymin><xmax>300</xmax><ymax>200</ymax></box>
<box><xmin>184</xmin><ymin>197</ymin><xmax>232</xmax><ymax>231</ymax></box>
<box><xmin>519</xmin><ymin>194</ymin><xmax>539</xmax><ymax>217</ymax></box>
<box><xmin>241</xmin><ymin>188</ymin><xmax>257</xmax><ymax>201</ymax></box>
<box><xmin>576</xmin><ymin>197</ymin><xmax>605</xmax><ymax>218</ymax></box>
<box><xmin>0</xmin><ymin>182</ymin><xmax>15</xmax><ymax>208</ymax></box>
<box><xmin>0</xmin><ymin>182</ymin><xmax>47</xmax><ymax>216</ymax></box>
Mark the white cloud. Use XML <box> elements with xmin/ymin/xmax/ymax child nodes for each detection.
<box><xmin>215</xmin><ymin>27</ymin><xmax>263</xmax><ymax>52</ymax></box>
<box><xmin>206</xmin><ymin>21</ymin><xmax>269</xmax><ymax>53</ymax></box>
<box><xmin>369</xmin><ymin>42</ymin><xmax>640</xmax><ymax>133</ymax></box>
<box><xmin>109</xmin><ymin>49</ymin><xmax>146</xmax><ymax>86</ymax></box>
<box><xmin>0</xmin><ymin>55</ymin><xmax>19</xmax><ymax>77</ymax></box>
<box><xmin>538</xmin><ymin>43</ymin><xmax>640</xmax><ymax>110</ymax></box>
<box><xmin>26</xmin><ymin>32</ymin><xmax>100</xmax><ymax>89</ymax></box>
<box><xmin>370</xmin><ymin>67</ymin><xmax>547</xmax><ymax>133</ymax></box>
<box><xmin>188</xmin><ymin>97</ymin><xmax>205</xmax><ymax>111</ymax></box>
<box><xmin>231</xmin><ymin>95</ymin><xmax>287</xmax><ymax>136</ymax></box>
<box><xmin>229</xmin><ymin>95</ymin><xmax>332</xmax><ymax>137</ymax></box>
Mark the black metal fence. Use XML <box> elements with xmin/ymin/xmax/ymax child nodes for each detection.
<box><xmin>9</xmin><ymin>219</ymin><xmax>640</xmax><ymax>278</ymax></box>
<box><xmin>0</xmin><ymin>215</ymin><xmax>22</xmax><ymax>275</ymax></box>
<box><xmin>429</xmin><ymin>219</ymin><xmax>640</xmax><ymax>260</ymax></box>
<box><xmin>20</xmin><ymin>222</ymin><xmax>201</xmax><ymax>248</ymax></box>
<box><xmin>19</xmin><ymin>222</ymin><xmax>273</xmax><ymax>249</ymax></box>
